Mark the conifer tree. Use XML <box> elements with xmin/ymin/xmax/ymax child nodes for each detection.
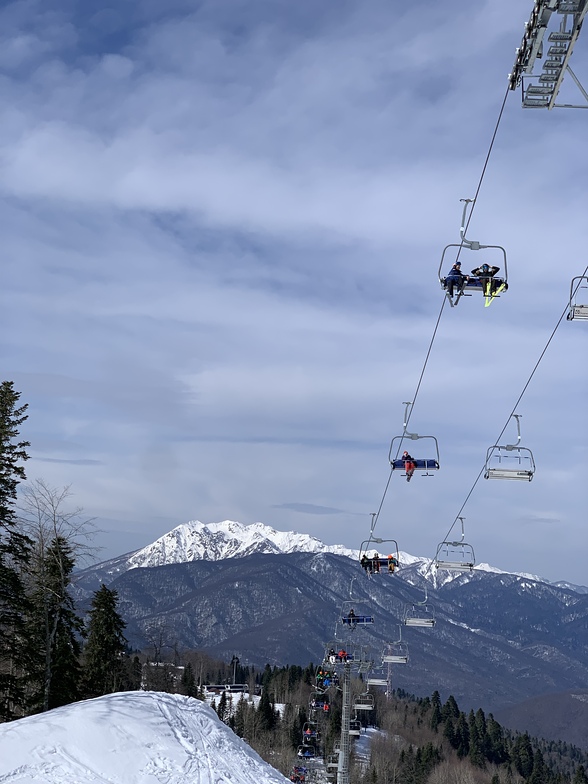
<box><xmin>27</xmin><ymin>536</ymin><xmax>83</xmax><ymax>711</ymax></box>
<box><xmin>180</xmin><ymin>661</ymin><xmax>198</xmax><ymax>697</ymax></box>
<box><xmin>82</xmin><ymin>585</ymin><xmax>127</xmax><ymax>698</ymax></box>
<box><xmin>442</xmin><ymin>694</ymin><xmax>460</xmax><ymax>720</ymax></box>
<box><xmin>0</xmin><ymin>382</ymin><xmax>32</xmax><ymax>720</ymax></box>
<box><xmin>430</xmin><ymin>690</ymin><xmax>442</xmax><ymax>732</ymax></box>
<box><xmin>258</xmin><ymin>686</ymin><xmax>276</xmax><ymax>732</ymax></box>
<box><xmin>512</xmin><ymin>733</ymin><xmax>534</xmax><ymax>779</ymax></box>
<box><xmin>455</xmin><ymin>712</ymin><xmax>470</xmax><ymax>758</ymax></box>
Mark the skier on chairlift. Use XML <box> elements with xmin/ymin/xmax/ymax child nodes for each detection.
<box><xmin>471</xmin><ymin>262</ymin><xmax>500</xmax><ymax>296</ymax></box>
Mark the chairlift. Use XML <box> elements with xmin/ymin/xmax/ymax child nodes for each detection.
<box><xmin>485</xmin><ymin>414</ymin><xmax>535</xmax><ymax>481</ymax></box>
<box><xmin>349</xmin><ymin>719</ymin><xmax>361</xmax><ymax>736</ymax></box>
<box><xmin>382</xmin><ymin>628</ymin><xmax>409</xmax><ymax>664</ymax></box>
<box><xmin>567</xmin><ymin>275</ymin><xmax>588</xmax><ymax>321</ymax></box>
<box><xmin>353</xmin><ymin>693</ymin><xmax>375</xmax><ymax>711</ymax></box>
<box><xmin>367</xmin><ymin>674</ymin><xmax>388</xmax><ymax>686</ymax></box>
<box><xmin>403</xmin><ymin>589</ymin><xmax>436</xmax><ymax>628</ymax></box>
<box><xmin>389</xmin><ymin>402</ymin><xmax>440</xmax><ymax>477</ymax></box>
<box><xmin>438</xmin><ymin>199</ymin><xmax>508</xmax><ymax>308</ymax></box>
<box><xmin>359</xmin><ymin>537</ymin><xmax>400</xmax><ymax>576</ymax></box>
<box><xmin>297</xmin><ymin>745</ymin><xmax>316</xmax><ymax>759</ymax></box>
<box><xmin>340</xmin><ymin>599</ymin><xmax>374</xmax><ymax>628</ymax></box>
<box><xmin>434</xmin><ymin>518</ymin><xmax>475</xmax><ymax>572</ymax></box>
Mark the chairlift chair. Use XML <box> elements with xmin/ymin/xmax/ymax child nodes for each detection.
<box><xmin>484</xmin><ymin>414</ymin><xmax>535</xmax><ymax>481</ymax></box>
<box><xmin>567</xmin><ymin>276</ymin><xmax>588</xmax><ymax>321</ymax></box>
<box><xmin>389</xmin><ymin>402</ymin><xmax>440</xmax><ymax>477</ymax></box>
<box><xmin>326</xmin><ymin>755</ymin><xmax>339</xmax><ymax>769</ymax></box>
<box><xmin>403</xmin><ymin>590</ymin><xmax>436</xmax><ymax>628</ymax></box>
<box><xmin>382</xmin><ymin>630</ymin><xmax>409</xmax><ymax>664</ymax></box>
<box><xmin>359</xmin><ymin>537</ymin><xmax>400</xmax><ymax>576</ymax></box>
<box><xmin>367</xmin><ymin>675</ymin><xmax>388</xmax><ymax>686</ymax></box>
<box><xmin>340</xmin><ymin>599</ymin><xmax>374</xmax><ymax>627</ymax></box>
<box><xmin>353</xmin><ymin>693</ymin><xmax>375</xmax><ymax>711</ymax></box>
<box><xmin>349</xmin><ymin>719</ymin><xmax>361</xmax><ymax>736</ymax></box>
<box><xmin>438</xmin><ymin>199</ymin><xmax>508</xmax><ymax>308</ymax></box>
<box><xmin>434</xmin><ymin>517</ymin><xmax>475</xmax><ymax>571</ymax></box>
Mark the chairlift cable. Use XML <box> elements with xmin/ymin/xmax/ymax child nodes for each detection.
<box><xmin>439</xmin><ymin>261</ymin><xmax>588</xmax><ymax>546</ymax></box>
<box><xmin>369</xmin><ymin>86</ymin><xmax>512</xmax><ymax>541</ymax></box>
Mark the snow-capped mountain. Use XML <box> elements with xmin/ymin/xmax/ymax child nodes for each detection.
<box><xmin>71</xmin><ymin>520</ymin><xmax>588</xmax><ymax>716</ymax></box>
<box><xmin>126</xmin><ymin>520</ymin><xmax>358</xmax><ymax>569</ymax></box>
<box><xmin>77</xmin><ymin>519</ymin><xmax>575</xmax><ymax>593</ymax></box>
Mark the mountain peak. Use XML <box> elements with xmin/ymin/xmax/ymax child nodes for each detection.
<box><xmin>124</xmin><ymin>519</ymin><xmax>358</xmax><ymax>572</ymax></box>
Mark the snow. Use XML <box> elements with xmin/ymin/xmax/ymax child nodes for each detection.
<box><xmin>123</xmin><ymin>520</ymin><xmax>359</xmax><ymax>572</ymax></box>
<box><xmin>0</xmin><ymin>691</ymin><xmax>290</xmax><ymax>784</ymax></box>
<box><xmin>85</xmin><ymin>518</ymin><xmax>586</xmax><ymax>595</ymax></box>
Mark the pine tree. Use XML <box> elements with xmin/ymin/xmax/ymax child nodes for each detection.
<box><xmin>0</xmin><ymin>382</ymin><xmax>32</xmax><ymax>720</ymax></box>
<box><xmin>528</xmin><ymin>748</ymin><xmax>546</xmax><ymax>784</ymax></box>
<box><xmin>258</xmin><ymin>686</ymin><xmax>276</xmax><ymax>732</ymax></box>
<box><xmin>430</xmin><ymin>690</ymin><xmax>442</xmax><ymax>732</ymax></box>
<box><xmin>455</xmin><ymin>712</ymin><xmax>470</xmax><ymax>758</ymax></box>
<box><xmin>180</xmin><ymin>662</ymin><xmax>198</xmax><ymax>697</ymax></box>
<box><xmin>441</xmin><ymin>694</ymin><xmax>460</xmax><ymax>720</ymax></box>
<box><xmin>82</xmin><ymin>585</ymin><xmax>127</xmax><ymax>697</ymax></box>
<box><xmin>574</xmin><ymin>765</ymin><xmax>588</xmax><ymax>784</ymax></box>
<box><xmin>512</xmin><ymin>733</ymin><xmax>534</xmax><ymax>779</ymax></box>
<box><xmin>27</xmin><ymin>536</ymin><xmax>83</xmax><ymax>711</ymax></box>
<box><xmin>487</xmin><ymin>714</ymin><xmax>509</xmax><ymax>765</ymax></box>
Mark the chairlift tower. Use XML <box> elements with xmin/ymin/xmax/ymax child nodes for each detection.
<box><xmin>337</xmin><ymin>660</ymin><xmax>352</xmax><ymax>784</ymax></box>
<box><xmin>509</xmin><ymin>0</ymin><xmax>588</xmax><ymax>108</ymax></box>
<box><xmin>328</xmin><ymin>591</ymin><xmax>377</xmax><ymax>784</ymax></box>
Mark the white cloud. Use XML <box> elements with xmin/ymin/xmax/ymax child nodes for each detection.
<box><xmin>1</xmin><ymin>0</ymin><xmax>586</xmax><ymax>584</ymax></box>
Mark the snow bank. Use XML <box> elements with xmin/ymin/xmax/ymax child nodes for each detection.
<box><xmin>0</xmin><ymin>691</ymin><xmax>290</xmax><ymax>784</ymax></box>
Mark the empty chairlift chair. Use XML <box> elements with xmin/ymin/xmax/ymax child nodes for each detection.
<box><xmin>382</xmin><ymin>630</ymin><xmax>409</xmax><ymax>664</ymax></box>
<box><xmin>484</xmin><ymin>414</ymin><xmax>535</xmax><ymax>481</ymax></box>
<box><xmin>349</xmin><ymin>719</ymin><xmax>361</xmax><ymax>736</ymax></box>
<box><xmin>567</xmin><ymin>275</ymin><xmax>588</xmax><ymax>321</ymax></box>
<box><xmin>366</xmin><ymin>671</ymin><xmax>388</xmax><ymax>687</ymax></box>
<box><xmin>353</xmin><ymin>693</ymin><xmax>375</xmax><ymax>711</ymax></box>
<box><xmin>435</xmin><ymin>518</ymin><xmax>475</xmax><ymax>572</ymax></box>
<box><xmin>403</xmin><ymin>591</ymin><xmax>436</xmax><ymax>628</ymax></box>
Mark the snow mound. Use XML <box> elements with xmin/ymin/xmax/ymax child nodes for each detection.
<box><xmin>0</xmin><ymin>691</ymin><xmax>290</xmax><ymax>784</ymax></box>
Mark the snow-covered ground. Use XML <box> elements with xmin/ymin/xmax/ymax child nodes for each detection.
<box><xmin>0</xmin><ymin>691</ymin><xmax>290</xmax><ymax>784</ymax></box>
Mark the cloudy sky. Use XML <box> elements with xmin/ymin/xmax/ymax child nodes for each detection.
<box><xmin>4</xmin><ymin>0</ymin><xmax>587</xmax><ymax>584</ymax></box>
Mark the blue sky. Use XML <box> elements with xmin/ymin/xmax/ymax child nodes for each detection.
<box><xmin>4</xmin><ymin>0</ymin><xmax>587</xmax><ymax>583</ymax></box>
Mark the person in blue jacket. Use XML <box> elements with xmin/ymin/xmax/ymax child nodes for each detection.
<box><xmin>445</xmin><ymin>261</ymin><xmax>468</xmax><ymax>297</ymax></box>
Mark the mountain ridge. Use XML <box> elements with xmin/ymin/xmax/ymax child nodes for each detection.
<box><xmin>79</xmin><ymin>519</ymin><xmax>580</xmax><ymax>594</ymax></box>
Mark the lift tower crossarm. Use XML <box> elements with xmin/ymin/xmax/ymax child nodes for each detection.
<box><xmin>509</xmin><ymin>0</ymin><xmax>588</xmax><ymax>108</ymax></box>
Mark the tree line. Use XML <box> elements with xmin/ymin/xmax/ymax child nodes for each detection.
<box><xmin>0</xmin><ymin>381</ymin><xmax>133</xmax><ymax>718</ymax></box>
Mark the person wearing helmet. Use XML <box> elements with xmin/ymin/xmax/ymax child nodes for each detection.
<box><xmin>471</xmin><ymin>262</ymin><xmax>500</xmax><ymax>296</ymax></box>
<box><xmin>402</xmin><ymin>450</ymin><xmax>416</xmax><ymax>482</ymax></box>
<box><xmin>445</xmin><ymin>261</ymin><xmax>469</xmax><ymax>298</ymax></box>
